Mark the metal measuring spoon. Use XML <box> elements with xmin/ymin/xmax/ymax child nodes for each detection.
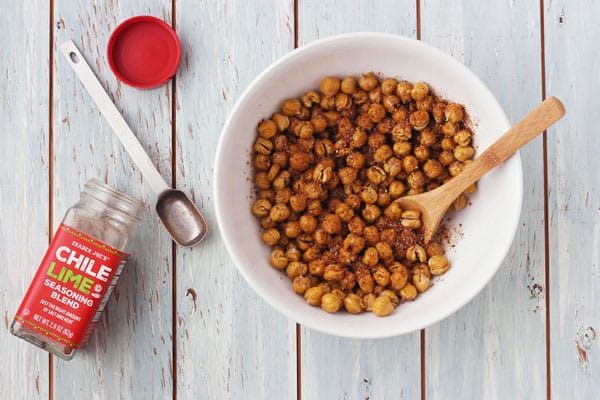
<box><xmin>61</xmin><ymin>41</ymin><xmax>208</xmax><ymax>247</ymax></box>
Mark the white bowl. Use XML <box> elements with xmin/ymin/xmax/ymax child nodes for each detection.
<box><xmin>214</xmin><ymin>33</ymin><xmax>522</xmax><ymax>338</ymax></box>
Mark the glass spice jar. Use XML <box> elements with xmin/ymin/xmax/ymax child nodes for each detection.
<box><xmin>11</xmin><ymin>179</ymin><xmax>145</xmax><ymax>360</ymax></box>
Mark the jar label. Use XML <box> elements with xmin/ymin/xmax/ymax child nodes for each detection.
<box><xmin>14</xmin><ymin>224</ymin><xmax>128</xmax><ymax>349</ymax></box>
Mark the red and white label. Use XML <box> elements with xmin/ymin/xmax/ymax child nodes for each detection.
<box><xmin>14</xmin><ymin>224</ymin><xmax>128</xmax><ymax>349</ymax></box>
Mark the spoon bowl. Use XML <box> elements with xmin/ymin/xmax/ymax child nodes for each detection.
<box><xmin>156</xmin><ymin>189</ymin><xmax>208</xmax><ymax>247</ymax></box>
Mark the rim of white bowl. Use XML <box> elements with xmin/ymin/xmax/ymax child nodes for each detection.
<box><xmin>214</xmin><ymin>32</ymin><xmax>523</xmax><ymax>339</ymax></box>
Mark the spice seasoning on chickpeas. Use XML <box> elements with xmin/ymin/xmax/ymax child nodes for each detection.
<box><xmin>250</xmin><ymin>73</ymin><xmax>477</xmax><ymax>317</ymax></box>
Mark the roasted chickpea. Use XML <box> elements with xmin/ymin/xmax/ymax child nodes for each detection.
<box><xmin>251</xmin><ymin>198</ymin><xmax>272</xmax><ymax>217</ymax></box>
<box><xmin>439</xmin><ymin>150</ymin><xmax>455</xmax><ymax>166</ymax></box>
<box><xmin>285</xmin><ymin>245</ymin><xmax>301</xmax><ymax>261</ymax></box>
<box><xmin>454</xmin><ymin>145</ymin><xmax>475</xmax><ymax>162</ymax></box>
<box><xmin>253</xmin><ymin>153</ymin><xmax>270</xmax><ymax>171</ymax></box>
<box><xmin>335</xmin><ymin>92</ymin><xmax>352</xmax><ymax>110</ymax></box>
<box><xmin>253</xmin><ymin>137</ymin><xmax>273</xmax><ymax>155</ymax></box>
<box><xmin>375</xmin><ymin>242</ymin><xmax>394</xmax><ymax>261</ymax></box>
<box><xmin>391</xmin><ymin>121</ymin><xmax>412</xmax><ymax>142</ymax></box>
<box><xmin>282</xmin><ymin>98</ymin><xmax>302</xmax><ymax>116</ymax></box>
<box><xmin>339</xmin><ymin>167</ymin><xmax>358</xmax><ymax>185</ymax></box>
<box><xmin>258</xmin><ymin>119</ymin><xmax>278</xmax><ymax>139</ymax></box>
<box><xmin>390</xmin><ymin>264</ymin><xmax>409</xmax><ymax>290</ymax></box>
<box><xmin>401</xmin><ymin>210</ymin><xmax>421</xmax><ymax>229</ymax></box>
<box><xmin>362</xmin><ymin>247</ymin><xmax>379</xmax><ymax>266</ymax></box>
<box><xmin>322</xmin><ymin>213</ymin><xmax>342</xmax><ymax>234</ymax></box>
<box><xmin>453</xmin><ymin>193</ymin><xmax>468</xmax><ymax>210</ymax></box>
<box><xmin>442</xmin><ymin>121</ymin><xmax>458</xmax><ymax>136</ymax></box>
<box><xmin>299</xmin><ymin>214</ymin><xmax>318</xmax><ymax>233</ymax></box>
<box><xmin>353</xmin><ymin>89</ymin><xmax>369</xmax><ymax>105</ymax></box>
<box><xmin>409</xmin><ymin>110</ymin><xmax>430</xmax><ymax>131</ymax></box>
<box><xmin>445</xmin><ymin>103</ymin><xmax>464</xmax><ymax>122</ymax></box>
<box><xmin>343</xmin><ymin>233</ymin><xmax>366</xmax><ymax>254</ymax></box>
<box><xmin>373</xmin><ymin>266</ymin><xmax>391</xmax><ymax>286</ymax></box>
<box><xmin>363</xmin><ymin>226</ymin><xmax>380</xmax><ymax>245</ymax></box>
<box><xmin>343</xmin><ymin>293</ymin><xmax>364</xmax><ymax>314</ymax></box>
<box><xmin>402</xmin><ymin>155</ymin><xmax>419</xmax><ymax>173</ymax></box>
<box><xmin>395</xmin><ymin>81</ymin><xmax>413</xmax><ymax>103</ymax></box>
<box><xmin>407</xmin><ymin>171</ymin><xmax>426</xmax><ymax>189</ymax></box>
<box><xmin>373</xmin><ymin>145</ymin><xmax>393</xmax><ymax>163</ymax></box>
<box><xmin>321</xmin><ymin>293</ymin><xmax>342</xmax><ymax>313</ymax></box>
<box><xmin>324</xmin><ymin>264</ymin><xmax>345</xmax><ymax>281</ymax></box>
<box><xmin>399</xmin><ymin>283</ymin><xmax>418</xmax><ymax>301</ymax></box>
<box><xmin>284</xmin><ymin>221</ymin><xmax>301</xmax><ymax>238</ymax></box>
<box><xmin>368</xmin><ymin>103</ymin><xmax>386</xmax><ymax>122</ymax></box>
<box><xmin>372</xmin><ymin>295</ymin><xmax>394</xmax><ymax>317</ymax></box>
<box><xmin>345</xmin><ymin>194</ymin><xmax>361</xmax><ymax>210</ymax></box>
<box><xmin>393</xmin><ymin>141</ymin><xmax>412</xmax><ymax>156</ymax></box>
<box><xmin>270</xmin><ymin>248</ymin><xmax>288</xmax><ymax>270</ymax></box>
<box><xmin>454</xmin><ymin>129</ymin><xmax>472</xmax><ymax>146</ymax></box>
<box><xmin>357</xmin><ymin>271</ymin><xmax>375</xmax><ymax>293</ymax></box>
<box><xmin>347</xmin><ymin>216</ymin><xmax>365</xmax><ymax>235</ymax></box>
<box><xmin>383</xmin><ymin>94</ymin><xmax>400</xmax><ymax>112</ymax></box>
<box><xmin>292</xmin><ymin>276</ymin><xmax>312</xmax><ymax>294</ymax></box>
<box><xmin>304</xmin><ymin>286</ymin><xmax>324</xmax><ymax>306</ymax></box>
<box><xmin>423</xmin><ymin>159</ymin><xmax>443</xmax><ymax>179</ymax></box>
<box><xmin>448</xmin><ymin>161</ymin><xmax>465</xmax><ymax>177</ymax></box>
<box><xmin>320</xmin><ymin>76</ymin><xmax>341</xmax><ymax>97</ymax></box>
<box><xmin>441</xmin><ymin>137</ymin><xmax>456</xmax><ymax>151</ymax></box>
<box><xmin>341</xmin><ymin>76</ymin><xmax>357</xmax><ymax>94</ymax></box>
<box><xmin>410</xmin><ymin>81</ymin><xmax>429</xmax><ymax>101</ymax></box>
<box><xmin>429</xmin><ymin>254</ymin><xmax>450</xmax><ymax>275</ymax></box>
<box><xmin>362</xmin><ymin>204</ymin><xmax>381</xmax><ymax>223</ymax></box>
<box><xmin>272</xmin><ymin>113</ymin><xmax>290</xmax><ymax>131</ymax></box>
<box><xmin>381</xmin><ymin>78</ymin><xmax>398</xmax><ymax>94</ymax></box>
<box><xmin>335</xmin><ymin>203</ymin><xmax>354</xmax><ymax>222</ymax></box>
<box><xmin>389</xmin><ymin>180</ymin><xmax>406</xmax><ymax>198</ymax></box>
<box><xmin>301</xmin><ymin>90</ymin><xmax>321</xmax><ymax>108</ymax></box>
<box><xmin>262</xmin><ymin>228</ymin><xmax>281</xmax><ymax>246</ymax></box>
<box><xmin>340</xmin><ymin>270</ymin><xmax>357</xmax><ymax>290</ymax></box>
<box><xmin>307</xmin><ymin>199</ymin><xmax>322</xmax><ymax>216</ymax></box>
<box><xmin>412</xmin><ymin>264</ymin><xmax>431</xmax><ymax>293</ymax></box>
<box><xmin>346</xmin><ymin>152</ymin><xmax>366</xmax><ymax>169</ymax></box>
<box><xmin>289</xmin><ymin>194</ymin><xmax>307</xmax><ymax>212</ymax></box>
<box><xmin>384</xmin><ymin>202</ymin><xmax>403</xmax><ymax>219</ymax></box>
<box><xmin>366</xmin><ymin>166</ymin><xmax>386</xmax><ymax>184</ymax></box>
<box><xmin>413</xmin><ymin>144</ymin><xmax>430</xmax><ymax>162</ymax></box>
<box><xmin>358</xmin><ymin>72</ymin><xmax>378</xmax><ymax>91</ymax></box>
<box><xmin>269</xmin><ymin>203</ymin><xmax>290</xmax><ymax>222</ymax></box>
<box><xmin>289</xmin><ymin>152</ymin><xmax>311</xmax><ymax>172</ymax></box>
<box><xmin>406</xmin><ymin>245</ymin><xmax>427</xmax><ymax>263</ymax></box>
<box><xmin>286</xmin><ymin>261</ymin><xmax>308</xmax><ymax>279</ymax></box>
<box><xmin>350</xmin><ymin>127</ymin><xmax>368</xmax><ymax>147</ymax></box>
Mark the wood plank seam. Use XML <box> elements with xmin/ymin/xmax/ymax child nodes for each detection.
<box><xmin>48</xmin><ymin>0</ymin><xmax>55</xmax><ymax>398</ymax></box>
<box><xmin>171</xmin><ymin>2</ymin><xmax>178</xmax><ymax>400</ymax></box>
<box><xmin>539</xmin><ymin>1</ymin><xmax>551</xmax><ymax>399</ymax></box>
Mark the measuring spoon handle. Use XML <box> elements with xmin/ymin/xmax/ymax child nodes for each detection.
<box><xmin>60</xmin><ymin>40</ymin><xmax>170</xmax><ymax>195</ymax></box>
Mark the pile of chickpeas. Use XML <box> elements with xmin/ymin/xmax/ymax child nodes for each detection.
<box><xmin>251</xmin><ymin>72</ymin><xmax>476</xmax><ymax>317</ymax></box>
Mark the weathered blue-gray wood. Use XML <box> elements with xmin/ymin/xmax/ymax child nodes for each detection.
<box><xmin>174</xmin><ymin>1</ymin><xmax>297</xmax><ymax>398</ymax></box>
<box><xmin>0</xmin><ymin>1</ymin><xmax>50</xmax><ymax>399</ymax></box>
<box><xmin>421</xmin><ymin>1</ymin><xmax>547</xmax><ymax>398</ymax></box>
<box><xmin>52</xmin><ymin>1</ymin><xmax>174</xmax><ymax>398</ymax></box>
<box><xmin>298</xmin><ymin>1</ymin><xmax>421</xmax><ymax>399</ymax></box>
<box><xmin>545</xmin><ymin>1</ymin><xmax>600</xmax><ymax>398</ymax></box>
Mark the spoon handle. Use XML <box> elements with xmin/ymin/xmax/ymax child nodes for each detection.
<box><xmin>60</xmin><ymin>40</ymin><xmax>170</xmax><ymax>196</ymax></box>
<box><xmin>444</xmin><ymin>96</ymin><xmax>565</xmax><ymax>199</ymax></box>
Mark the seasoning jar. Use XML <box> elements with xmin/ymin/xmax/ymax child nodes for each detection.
<box><xmin>11</xmin><ymin>179</ymin><xmax>145</xmax><ymax>360</ymax></box>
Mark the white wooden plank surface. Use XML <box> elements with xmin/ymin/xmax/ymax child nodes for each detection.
<box><xmin>545</xmin><ymin>1</ymin><xmax>600</xmax><ymax>398</ymax></box>
<box><xmin>52</xmin><ymin>1</ymin><xmax>174</xmax><ymax>398</ymax></box>
<box><xmin>420</xmin><ymin>1</ymin><xmax>547</xmax><ymax>399</ymax></box>
<box><xmin>174</xmin><ymin>1</ymin><xmax>297</xmax><ymax>398</ymax></box>
<box><xmin>297</xmin><ymin>1</ymin><xmax>421</xmax><ymax>399</ymax></box>
<box><xmin>0</xmin><ymin>1</ymin><xmax>50</xmax><ymax>399</ymax></box>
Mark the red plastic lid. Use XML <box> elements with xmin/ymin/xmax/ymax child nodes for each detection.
<box><xmin>107</xmin><ymin>16</ymin><xmax>181</xmax><ymax>89</ymax></box>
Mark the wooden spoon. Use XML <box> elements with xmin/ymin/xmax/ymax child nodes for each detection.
<box><xmin>395</xmin><ymin>96</ymin><xmax>565</xmax><ymax>243</ymax></box>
